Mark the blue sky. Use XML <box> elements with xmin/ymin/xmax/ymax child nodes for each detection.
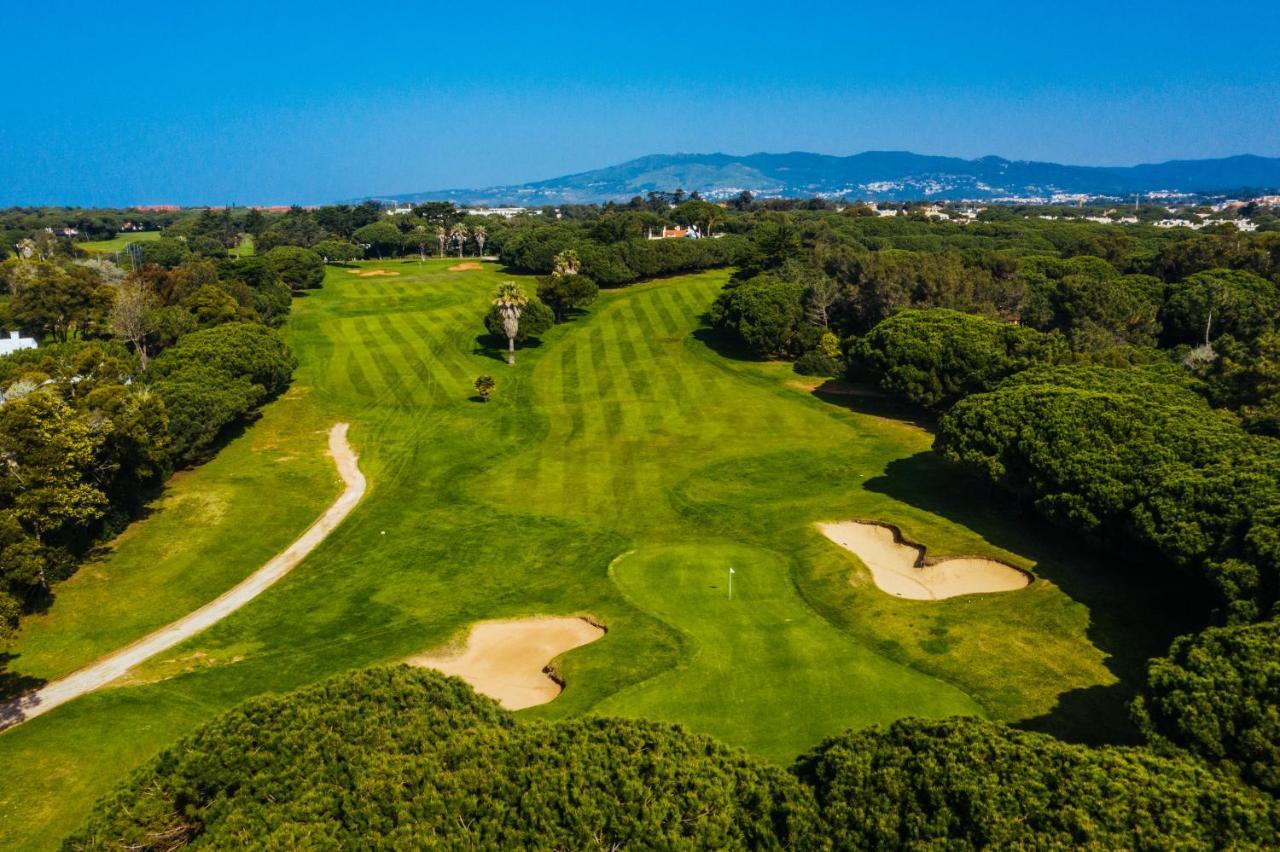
<box><xmin>2</xmin><ymin>1</ymin><xmax>1278</xmax><ymax>205</ymax></box>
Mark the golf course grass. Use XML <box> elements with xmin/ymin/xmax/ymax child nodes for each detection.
<box><xmin>75</xmin><ymin>231</ymin><xmax>160</xmax><ymax>254</ymax></box>
<box><xmin>601</xmin><ymin>542</ymin><xmax>980</xmax><ymax>762</ymax></box>
<box><xmin>0</xmin><ymin>259</ymin><xmax>1196</xmax><ymax>847</ymax></box>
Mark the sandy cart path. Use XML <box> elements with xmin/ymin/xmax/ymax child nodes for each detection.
<box><xmin>0</xmin><ymin>423</ymin><xmax>365</xmax><ymax>732</ymax></box>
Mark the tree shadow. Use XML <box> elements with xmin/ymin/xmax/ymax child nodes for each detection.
<box><xmin>809</xmin><ymin>380</ymin><xmax>936</xmax><ymax>429</ymax></box>
<box><xmin>471</xmin><ymin>333</ymin><xmax>542</xmax><ymax>364</ymax></box>
<box><xmin>0</xmin><ymin>653</ymin><xmax>47</xmax><ymax>703</ymax></box>
<box><xmin>863</xmin><ymin>450</ymin><xmax>1203</xmax><ymax>746</ymax></box>
<box><xmin>690</xmin><ymin>326</ymin><xmax>765</xmax><ymax>363</ymax></box>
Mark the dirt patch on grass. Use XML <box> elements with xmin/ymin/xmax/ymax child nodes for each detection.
<box><xmin>818</xmin><ymin>520</ymin><xmax>1031</xmax><ymax>600</ymax></box>
<box><xmin>448</xmin><ymin>262</ymin><xmax>483</xmax><ymax>272</ymax></box>
<box><xmin>407</xmin><ymin>617</ymin><xmax>605</xmax><ymax>710</ymax></box>
<box><xmin>350</xmin><ymin>269</ymin><xmax>401</xmax><ymax>277</ymax></box>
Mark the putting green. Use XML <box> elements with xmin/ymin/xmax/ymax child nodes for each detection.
<box><xmin>598</xmin><ymin>542</ymin><xmax>981</xmax><ymax>761</ymax></box>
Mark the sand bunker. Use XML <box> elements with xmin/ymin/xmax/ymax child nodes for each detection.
<box><xmin>448</xmin><ymin>262</ymin><xmax>482</xmax><ymax>271</ymax></box>
<box><xmin>818</xmin><ymin>521</ymin><xmax>1030</xmax><ymax>600</ymax></box>
<box><xmin>408</xmin><ymin>617</ymin><xmax>604</xmax><ymax>710</ymax></box>
<box><xmin>351</xmin><ymin>269</ymin><xmax>401</xmax><ymax>277</ymax></box>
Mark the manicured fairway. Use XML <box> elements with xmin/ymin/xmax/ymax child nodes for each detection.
<box><xmin>600</xmin><ymin>542</ymin><xmax>980</xmax><ymax>762</ymax></box>
<box><xmin>0</xmin><ymin>260</ymin><xmax>1193</xmax><ymax>848</ymax></box>
<box><xmin>75</xmin><ymin>231</ymin><xmax>160</xmax><ymax>254</ymax></box>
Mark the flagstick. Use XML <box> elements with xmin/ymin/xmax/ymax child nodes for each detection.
<box><xmin>728</xmin><ymin>566</ymin><xmax>734</xmax><ymax>600</ymax></box>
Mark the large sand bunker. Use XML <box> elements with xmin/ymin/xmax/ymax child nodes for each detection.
<box><xmin>350</xmin><ymin>269</ymin><xmax>401</xmax><ymax>277</ymax></box>
<box><xmin>408</xmin><ymin>617</ymin><xmax>604</xmax><ymax>710</ymax></box>
<box><xmin>448</xmin><ymin>261</ymin><xmax>482</xmax><ymax>271</ymax></box>
<box><xmin>818</xmin><ymin>521</ymin><xmax>1030</xmax><ymax>600</ymax></box>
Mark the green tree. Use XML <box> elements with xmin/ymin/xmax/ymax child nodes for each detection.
<box><xmin>707</xmin><ymin>275</ymin><xmax>805</xmax><ymax>357</ymax></box>
<box><xmin>490</xmin><ymin>282</ymin><xmax>528</xmax><ymax>365</ymax></box>
<box><xmin>10</xmin><ymin>264</ymin><xmax>111</xmax><ymax>342</ymax></box>
<box><xmin>796</xmin><ymin>717</ymin><xmax>1280</xmax><ymax>849</ymax></box>
<box><xmin>351</xmin><ymin>222</ymin><xmax>403</xmax><ymax>260</ymax></box>
<box><xmin>1133</xmin><ymin>618</ymin><xmax>1280</xmax><ymax>794</ymax></box>
<box><xmin>0</xmin><ymin>391</ymin><xmax>108</xmax><ymax>585</ymax></box>
<box><xmin>536</xmin><ymin>273</ymin><xmax>598</xmax><ymax>322</ymax></box>
<box><xmin>474</xmin><ymin>374</ymin><xmax>495</xmax><ymax>402</ymax></box>
<box><xmin>851</xmin><ymin>308</ymin><xmax>1063</xmax><ymax>410</ymax></box>
<box><xmin>263</xmin><ymin>246</ymin><xmax>324</xmax><ymax>291</ymax></box>
<box><xmin>1160</xmin><ymin>268</ymin><xmax>1280</xmax><ymax>347</ymax></box>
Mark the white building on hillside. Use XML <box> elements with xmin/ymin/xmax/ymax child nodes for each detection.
<box><xmin>0</xmin><ymin>331</ymin><xmax>37</xmax><ymax>356</ymax></box>
<box><xmin>467</xmin><ymin>207</ymin><xmax>528</xmax><ymax>218</ymax></box>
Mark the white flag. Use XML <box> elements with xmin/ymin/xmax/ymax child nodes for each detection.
<box><xmin>729</xmin><ymin>568</ymin><xmax>735</xmax><ymax>574</ymax></box>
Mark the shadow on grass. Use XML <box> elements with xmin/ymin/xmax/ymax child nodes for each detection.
<box><xmin>690</xmin><ymin>326</ymin><xmax>766</xmax><ymax>363</ymax></box>
<box><xmin>0</xmin><ymin>654</ymin><xmax>47</xmax><ymax>702</ymax></box>
<box><xmin>471</xmin><ymin>333</ymin><xmax>543</xmax><ymax>364</ymax></box>
<box><xmin>809</xmin><ymin>380</ymin><xmax>936</xmax><ymax>429</ymax></box>
<box><xmin>864</xmin><ymin>451</ymin><xmax>1203</xmax><ymax>746</ymax></box>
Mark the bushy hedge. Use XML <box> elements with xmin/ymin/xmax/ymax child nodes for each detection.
<box><xmin>1134</xmin><ymin>618</ymin><xmax>1280</xmax><ymax>794</ymax></box>
<box><xmin>500</xmin><ymin>230</ymin><xmax>744</xmax><ymax>287</ymax></box>
<box><xmin>147</xmin><ymin>323</ymin><xmax>295</xmax><ymax>464</ymax></box>
<box><xmin>850</xmin><ymin>308</ymin><xmax>1063</xmax><ymax>410</ymax></box>
<box><xmin>707</xmin><ymin>275</ymin><xmax>806</xmax><ymax>357</ymax></box>
<box><xmin>936</xmin><ymin>366</ymin><xmax>1280</xmax><ymax>621</ymax></box>
<box><xmin>69</xmin><ymin>670</ymin><xmax>1280</xmax><ymax>849</ymax></box>
<box><xmin>67</xmin><ymin>667</ymin><xmax>818</xmax><ymax>850</ymax></box>
<box><xmin>795</xmin><ymin>718</ymin><xmax>1280</xmax><ymax>849</ymax></box>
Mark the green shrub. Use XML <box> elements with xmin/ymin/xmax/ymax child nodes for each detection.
<box><xmin>852</xmin><ymin>308</ymin><xmax>1062</xmax><ymax>410</ymax></box>
<box><xmin>707</xmin><ymin>275</ymin><xmax>806</xmax><ymax>357</ymax></box>
<box><xmin>483</xmin><ymin>296</ymin><xmax>554</xmax><ymax>343</ymax></box>
<box><xmin>1134</xmin><ymin>618</ymin><xmax>1280</xmax><ymax>794</ymax></box>
<box><xmin>262</xmin><ymin>246</ymin><xmax>324</xmax><ymax>291</ymax></box>
<box><xmin>795</xmin><ymin>717</ymin><xmax>1280</xmax><ymax>849</ymax></box>
<box><xmin>67</xmin><ymin>667</ymin><xmax>818</xmax><ymax>850</ymax></box>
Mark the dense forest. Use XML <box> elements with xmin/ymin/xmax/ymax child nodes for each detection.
<box><xmin>67</xmin><ymin>666</ymin><xmax>1280</xmax><ymax>848</ymax></box>
<box><xmin>5</xmin><ymin>196</ymin><xmax>1280</xmax><ymax>846</ymax></box>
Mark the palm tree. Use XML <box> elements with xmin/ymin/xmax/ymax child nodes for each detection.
<box><xmin>436</xmin><ymin>226</ymin><xmax>447</xmax><ymax>257</ymax></box>
<box><xmin>450</xmin><ymin>223</ymin><xmax>470</xmax><ymax>258</ymax></box>
<box><xmin>552</xmin><ymin>248</ymin><xmax>581</xmax><ymax>276</ymax></box>
<box><xmin>473</xmin><ymin>225</ymin><xmax>488</xmax><ymax>258</ymax></box>
<box><xmin>412</xmin><ymin>225</ymin><xmax>430</xmax><ymax>261</ymax></box>
<box><xmin>474</xmin><ymin>374</ymin><xmax>495</xmax><ymax>402</ymax></box>
<box><xmin>492</xmin><ymin>282</ymin><xmax>528</xmax><ymax>365</ymax></box>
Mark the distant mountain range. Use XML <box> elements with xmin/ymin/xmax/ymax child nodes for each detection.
<box><xmin>369</xmin><ymin>152</ymin><xmax>1280</xmax><ymax>206</ymax></box>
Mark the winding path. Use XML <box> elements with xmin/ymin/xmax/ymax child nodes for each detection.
<box><xmin>0</xmin><ymin>423</ymin><xmax>366</xmax><ymax>732</ymax></box>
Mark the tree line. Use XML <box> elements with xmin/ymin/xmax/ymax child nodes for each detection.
<box><xmin>0</xmin><ymin>248</ymin><xmax>302</xmax><ymax>640</ymax></box>
<box><xmin>66</xmin><ymin>666</ymin><xmax>1280</xmax><ymax>849</ymax></box>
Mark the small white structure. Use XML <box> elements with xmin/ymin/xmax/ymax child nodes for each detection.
<box><xmin>0</xmin><ymin>331</ymin><xmax>36</xmax><ymax>356</ymax></box>
<box><xmin>467</xmin><ymin>207</ymin><xmax>528</xmax><ymax>218</ymax></box>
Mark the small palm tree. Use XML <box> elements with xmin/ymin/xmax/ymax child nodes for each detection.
<box><xmin>450</xmin><ymin>223</ymin><xmax>470</xmax><ymax>258</ymax></box>
<box><xmin>474</xmin><ymin>374</ymin><xmax>495</xmax><ymax>402</ymax></box>
<box><xmin>473</xmin><ymin>225</ymin><xmax>487</xmax><ymax>257</ymax></box>
<box><xmin>492</xmin><ymin>282</ymin><xmax>528</xmax><ymax>365</ymax></box>
<box><xmin>552</xmin><ymin>248</ymin><xmax>581</xmax><ymax>276</ymax></box>
<box><xmin>436</xmin><ymin>226</ymin><xmax>447</xmax><ymax>257</ymax></box>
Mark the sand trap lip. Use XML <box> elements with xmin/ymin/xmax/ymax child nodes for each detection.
<box><xmin>350</xmin><ymin>269</ymin><xmax>401</xmax><ymax>277</ymax></box>
<box><xmin>818</xmin><ymin>520</ymin><xmax>1031</xmax><ymax>600</ymax></box>
<box><xmin>448</xmin><ymin>261</ymin><xmax>483</xmax><ymax>271</ymax></box>
<box><xmin>408</xmin><ymin>617</ymin><xmax>604</xmax><ymax>710</ymax></box>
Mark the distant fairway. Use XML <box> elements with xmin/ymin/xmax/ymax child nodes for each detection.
<box><xmin>0</xmin><ymin>260</ymin><xmax>1193</xmax><ymax>848</ymax></box>
<box><xmin>75</xmin><ymin>231</ymin><xmax>160</xmax><ymax>254</ymax></box>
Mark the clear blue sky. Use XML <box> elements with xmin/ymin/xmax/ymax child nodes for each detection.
<box><xmin>2</xmin><ymin>1</ymin><xmax>1277</xmax><ymax>206</ymax></box>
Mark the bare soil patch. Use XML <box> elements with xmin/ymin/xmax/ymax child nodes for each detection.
<box><xmin>818</xmin><ymin>520</ymin><xmax>1031</xmax><ymax>600</ymax></box>
<box><xmin>408</xmin><ymin>617</ymin><xmax>604</xmax><ymax>710</ymax></box>
<box><xmin>448</xmin><ymin>262</ymin><xmax>483</xmax><ymax>271</ymax></box>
